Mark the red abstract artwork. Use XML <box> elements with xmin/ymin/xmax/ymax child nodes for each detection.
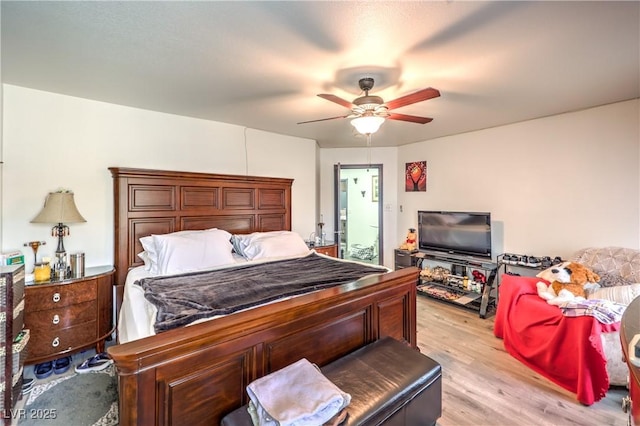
<box><xmin>405</xmin><ymin>161</ymin><xmax>427</xmax><ymax>192</ymax></box>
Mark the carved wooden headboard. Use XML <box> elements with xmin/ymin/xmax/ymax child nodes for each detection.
<box><xmin>109</xmin><ymin>167</ymin><xmax>293</xmax><ymax>303</ymax></box>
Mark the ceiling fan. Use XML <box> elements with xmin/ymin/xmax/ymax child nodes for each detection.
<box><xmin>298</xmin><ymin>77</ymin><xmax>440</xmax><ymax>134</ymax></box>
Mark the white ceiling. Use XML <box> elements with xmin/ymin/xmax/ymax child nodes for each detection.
<box><xmin>2</xmin><ymin>1</ymin><xmax>639</xmax><ymax>148</ymax></box>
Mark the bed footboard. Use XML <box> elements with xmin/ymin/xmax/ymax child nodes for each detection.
<box><xmin>108</xmin><ymin>267</ymin><xmax>419</xmax><ymax>425</ymax></box>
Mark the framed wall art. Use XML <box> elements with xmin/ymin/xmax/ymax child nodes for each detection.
<box><xmin>405</xmin><ymin>161</ymin><xmax>427</xmax><ymax>192</ymax></box>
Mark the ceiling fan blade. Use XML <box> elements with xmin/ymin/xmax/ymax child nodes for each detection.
<box><xmin>385</xmin><ymin>87</ymin><xmax>440</xmax><ymax>110</ymax></box>
<box><xmin>297</xmin><ymin>115</ymin><xmax>350</xmax><ymax>125</ymax></box>
<box><xmin>317</xmin><ymin>94</ymin><xmax>354</xmax><ymax>109</ymax></box>
<box><xmin>388</xmin><ymin>113</ymin><xmax>433</xmax><ymax>124</ymax></box>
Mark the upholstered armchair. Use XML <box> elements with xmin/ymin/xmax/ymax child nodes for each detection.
<box><xmin>572</xmin><ymin>247</ymin><xmax>640</xmax><ymax>386</ymax></box>
<box><xmin>495</xmin><ymin>246</ymin><xmax>640</xmax><ymax>405</ymax></box>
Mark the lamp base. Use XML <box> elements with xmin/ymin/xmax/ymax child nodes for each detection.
<box><xmin>52</xmin><ymin>223</ymin><xmax>69</xmax><ymax>254</ymax></box>
<box><xmin>54</xmin><ymin>250</ymin><xmax>68</xmax><ymax>280</ymax></box>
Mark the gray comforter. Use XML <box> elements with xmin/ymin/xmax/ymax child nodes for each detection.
<box><xmin>137</xmin><ymin>253</ymin><xmax>388</xmax><ymax>333</ymax></box>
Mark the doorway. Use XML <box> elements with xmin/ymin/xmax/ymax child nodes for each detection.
<box><xmin>333</xmin><ymin>164</ymin><xmax>383</xmax><ymax>265</ymax></box>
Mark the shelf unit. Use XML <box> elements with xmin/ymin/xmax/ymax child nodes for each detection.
<box><xmin>495</xmin><ymin>253</ymin><xmax>547</xmax><ymax>285</ymax></box>
<box><xmin>0</xmin><ymin>264</ymin><xmax>27</xmax><ymax>423</ymax></box>
<box><xmin>495</xmin><ymin>253</ymin><xmax>566</xmax><ymax>307</ymax></box>
<box><xmin>406</xmin><ymin>250</ymin><xmax>497</xmax><ymax>318</ymax></box>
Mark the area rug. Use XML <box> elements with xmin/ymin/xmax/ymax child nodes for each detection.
<box><xmin>19</xmin><ymin>364</ymin><xmax>118</xmax><ymax>426</ymax></box>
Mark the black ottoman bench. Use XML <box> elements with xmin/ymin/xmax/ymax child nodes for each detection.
<box><xmin>221</xmin><ymin>337</ymin><xmax>442</xmax><ymax>425</ymax></box>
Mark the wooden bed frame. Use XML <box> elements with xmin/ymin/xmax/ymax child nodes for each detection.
<box><xmin>106</xmin><ymin>167</ymin><xmax>419</xmax><ymax>425</ymax></box>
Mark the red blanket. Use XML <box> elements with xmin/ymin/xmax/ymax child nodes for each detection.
<box><xmin>494</xmin><ymin>274</ymin><xmax>620</xmax><ymax>405</ymax></box>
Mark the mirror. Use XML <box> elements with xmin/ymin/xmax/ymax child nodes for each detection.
<box><xmin>333</xmin><ymin>164</ymin><xmax>383</xmax><ymax>265</ymax></box>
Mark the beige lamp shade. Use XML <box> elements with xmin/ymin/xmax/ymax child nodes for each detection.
<box><xmin>31</xmin><ymin>192</ymin><xmax>86</xmax><ymax>224</ymax></box>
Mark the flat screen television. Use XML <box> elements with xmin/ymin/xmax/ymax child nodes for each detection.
<box><xmin>417</xmin><ymin>211</ymin><xmax>492</xmax><ymax>258</ymax></box>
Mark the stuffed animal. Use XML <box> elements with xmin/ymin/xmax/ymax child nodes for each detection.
<box><xmin>399</xmin><ymin>228</ymin><xmax>417</xmax><ymax>251</ymax></box>
<box><xmin>536</xmin><ymin>261</ymin><xmax>601</xmax><ymax>306</ymax></box>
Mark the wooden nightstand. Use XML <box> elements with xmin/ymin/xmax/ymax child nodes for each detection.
<box><xmin>24</xmin><ymin>265</ymin><xmax>114</xmax><ymax>364</ymax></box>
<box><xmin>312</xmin><ymin>242</ymin><xmax>338</xmax><ymax>258</ymax></box>
<box><xmin>394</xmin><ymin>249</ymin><xmax>418</xmax><ymax>270</ymax></box>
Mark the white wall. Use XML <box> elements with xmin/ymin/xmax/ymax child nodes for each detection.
<box><xmin>319</xmin><ymin>146</ymin><xmax>398</xmax><ymax>268</ymax></box>
<box><xmin>397</xmin><ymin>99</ymin><xmax>640</xmax><ymax>261</ymax></box>
<box><xmin>2</xmin><ymin>85</ymin><xmax>317</xmax><ymax>272</ymax></box>
<box><xmin>236</xmin><ymin>128</ymin><xmax>317</xmax><ymax>234</ymax></box>
<box><xmin>4</xmin><ymin>85</ymin><xmax>638</xmax><ymax>272</ymax></box>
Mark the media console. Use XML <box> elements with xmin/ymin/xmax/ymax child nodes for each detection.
<box><xmin>395</xmin><ymin>249</ymin><xmax>497</xmax><ymax>318</ymax></box>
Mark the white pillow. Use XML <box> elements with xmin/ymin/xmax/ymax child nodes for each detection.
<box><xmin>140</xmin><ymin>236</ymin><xmax>158</xmax><ymax>272</ymax></box>
<box><xmin>152</xmin><ymin>229</ymin><xmax>234</xmax><ymax>275</ymax></box>
<box><xmin>232</xmin><ymin>231</ymin><xmax>296</xmax><ymax>258</ymax></box>
<box><xmin>240</xmin><ymin>231</ymin><xmax>310</xmax><ymax>261</ymax></box>
<box><xmin>140</xmin><ymin>228</ymin><xmax>219</xmax><ymax>273</ymax></box>
<box><xmin>588</xmin><ymin>284</ymin><xmax>640</xmax><ymax>306</ymax></box>
<box><xmin>137</xmin><ymin>251</ymin><xmax>153</xmax><ymax>271</ymax></box>
<box><xmin>231</xmin><ymin>235</ymin><xmax>248</xmax><ymax>257</ymax></box>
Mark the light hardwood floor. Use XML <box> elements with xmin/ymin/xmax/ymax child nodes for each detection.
<box><xmin>416</xmin><ymin>296</ymin><xmax>628</xmax><ymax>426</ymax></box>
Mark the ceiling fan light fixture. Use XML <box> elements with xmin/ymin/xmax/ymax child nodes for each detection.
<box><xmin>300</xmin><ymin>78</ymin><xmax>438</xmax><ymax>131</ymax></box>
<box><xmin>351</xmin><ymin>116</ymin><xmax>385</xmax><ymax>135</ymax></box>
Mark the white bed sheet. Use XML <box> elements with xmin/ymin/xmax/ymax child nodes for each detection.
<box><xmin>118</xmin><ymin>253</ymin><xmax>250</xmax><ymax>343</ymax></box>
<box><xmin>118</xmin><ymin>266</ymin><xmax>156</xmax><ymax>344</ymax></box>
<box><xmin>117</xmin><ymin>251</ymin><xmax>389</xmax><ymax>344</ymax></box>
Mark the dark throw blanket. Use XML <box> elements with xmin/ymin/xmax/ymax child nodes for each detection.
<box><xmin>137</xmin><ymin>253</ymin><xmax>388</xmax><ymax>333</ymax></box>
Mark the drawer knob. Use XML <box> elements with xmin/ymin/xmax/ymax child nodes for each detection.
<box><xmin>52</xmin><ymin>314</ymin><xmax>60</xmax><ymax>325</ymax></box>
<box><xmin>52</xmin><ymin>337</ymin><xmax>60</xmax><ymax>348</ymax></box>
<box><xmin>52</xmin><ymin>292</ymin><xmax>61</xmax><ymax>303</ymax></box>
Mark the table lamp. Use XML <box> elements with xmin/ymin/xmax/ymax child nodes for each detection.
<box><xmin>31</xmin><ymin>190</ymin><xmax>86</xmax><ymax>278</ymax></box>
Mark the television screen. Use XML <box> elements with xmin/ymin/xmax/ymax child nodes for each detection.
<box><xmin>418</xmin><ymin>211</ymin><xmax>492</xmax><ymax>258</ymax></box>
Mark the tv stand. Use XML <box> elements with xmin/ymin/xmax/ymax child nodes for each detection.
<box><xmin>412</xmin><ymin>250</ymin><xmax>497</xmax><ymax>318</ymax></box>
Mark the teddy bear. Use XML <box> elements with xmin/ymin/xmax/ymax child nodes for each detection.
<box><xmin>536</xmin><ymin>261</ymin><xmax>601</xmax><ymax>306</ymax></box>
<box><xmin>399</xmin><ymin>228</ymin><xmax>418</xmax><ymax>252</ymax></box>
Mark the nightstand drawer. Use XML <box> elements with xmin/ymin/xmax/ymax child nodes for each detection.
<box><xmin>25</xmin><ymin>300</ymin><xmax>96</xmax><ymax>330</ymax></box>
<box><xmin>26</xmin><ymin>279</ymin><xmax>96</xmax><ymax>311</ymax></box>
<box><xmin>28</xmin><ymin>320</ymin><xmax>97</xmax><ymax>359</ymax></box>
<box><xmin>314</xmin><ymin>244</ymin><xmax>338</xmax><ymax>258</ymax></box>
